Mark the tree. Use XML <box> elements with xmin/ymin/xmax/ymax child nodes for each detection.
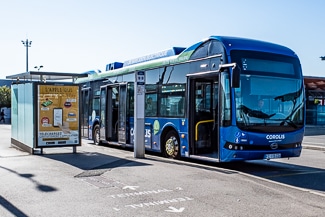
<box><xmin>0</xmin><ymin>85</ymin><xmax>11</xmax><ymax>108</ymax></box>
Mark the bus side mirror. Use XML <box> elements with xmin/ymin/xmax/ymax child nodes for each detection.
<box><xmin>231</xmin><ymin>65</ymin><xmax>241</xmax><ymax>88</ymax></box>
<box><xmin>219</xmin><ymin>63</ymin><xmax>241</xmax><ymax>88</ymax></box>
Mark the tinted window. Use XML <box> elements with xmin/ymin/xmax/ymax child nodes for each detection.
<box><xmin>231</xmin><ymin>50</ymin><xmax>302</xmax><ymax>78</ymax></box>
<box><xmin>190</xmin><ymin>40</ymin><xmax>225</xmax><ymax>60</ymax></box>
<box><xmin>190</xmin><ymin>42</ymin><xmax>209</xmax><ymax>60</ymax></box>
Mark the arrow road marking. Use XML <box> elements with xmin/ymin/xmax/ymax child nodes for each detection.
<box><xmin>122</xmin><ymin>185</ymin><xmax>139</xmax><ymax>190</ymax></box>
<box><xmin>165</xmin><ymin>206</ymin><xmax>185</xmax><ymax>213</ymax></box>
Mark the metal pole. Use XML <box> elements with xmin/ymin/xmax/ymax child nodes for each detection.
<box><xmin>26</xmin><ymin>40</ymin><xmax>28</xmax><ymax>72</ymax></box>
<box><xmin>21</xmin><ymin>39</ymin><xmax>32</xmax><ymax>72</ymax></box>
<box><xmin>134</xmin><ymin>71</ymin><xmax>145</xmax><ymax>158</ymax></box>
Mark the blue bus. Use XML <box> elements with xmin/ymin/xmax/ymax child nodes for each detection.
<box><xmin>75</xmin><ymin>36</ymin><xmax>305</xmax><ymax>162</ymax></box>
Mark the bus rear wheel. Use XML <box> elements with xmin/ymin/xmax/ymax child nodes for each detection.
<box><xmin>163</xmin><ymin>131</ymin><xmax>180</xmax><ymax>159</ymax></box>
<box><xmin>93</xmin><ymin>125</ymin><xmax>101</xmax><ymax>145</ymax></box>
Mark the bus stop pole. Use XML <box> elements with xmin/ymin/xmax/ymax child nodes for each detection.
<box><xmin>134</xmin><ymin>71</ymin><xmax>145</xmax><ymax>158</ymax></box>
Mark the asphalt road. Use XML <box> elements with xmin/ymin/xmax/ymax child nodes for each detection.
<box><xmin>0</xmin><ymin>124</ymin><xmax>324</xmax><ymax>217</ymax></box>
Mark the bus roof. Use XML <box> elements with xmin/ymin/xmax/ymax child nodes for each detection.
<box><xmin>75</xmin><ymin>36</ymin><xmax>297</xmax><ymax>83</ymax></box>
<box><xmin>179</xmin><ymin>36</ymin><xmax>297</xmax><ymax>58</ymax></box>
<box><xmin>209</xmin><ymin>36</ymin><xmax>297</xmax><ymax>57</ymax></box>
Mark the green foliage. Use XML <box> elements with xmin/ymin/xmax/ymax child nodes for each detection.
<box><xmin>0</xmin><ymin>85</ymin><xmax>11</xmax><ymax>107</ymax></box>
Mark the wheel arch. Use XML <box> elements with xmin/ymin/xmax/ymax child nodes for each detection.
<box><xmin>91</xmin><ymin>117</ymin><xmax>102</xmax><ymax>145</ymax></box>
<box><xmin>160</xmin><ymin>124</ymin><xmax>181</xmax><ymax>158</ymax></box>
<box><xmin>91</xmin><ymin>119</ymin><xmax>100</xmax><ymax>139</ymax></box>
<box><xmin>160</xmin><ymin>125</ymin><xmax>179</xmax><ymax>148</ymax></box>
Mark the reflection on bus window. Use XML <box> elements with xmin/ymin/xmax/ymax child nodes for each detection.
<box><xmin>145</xmin><ymin>94</ymin><xmax>157</xmax><ymax>116</ymax></box>
<box><xmin>221</xmin><ymin>73</ymin><xmax>231</xmax><ymax>126</ymax></box>
<box><xmin>160</xmin><ymin>95</ymin><xmax>185</xmax><ymax>117</ymax></box>
<box><xmin>92</xmin><ymin>98</ymin><xmax>100</xmax><ymax>117</ymax></box>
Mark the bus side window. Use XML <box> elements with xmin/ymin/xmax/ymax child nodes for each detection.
<box><xmin>145</xmin><ymin>94</ymin><xmax>157</xmax><ymax>116</ymax></box>
<box><xmin>160</xmin><ymin>104</ymin><xmax>167</xmax><ymax>116</ymax></box>
<box><xmin>178</xmin><ymin>97</ymin><xmax>184</xmax><ymax>116</ymax></box>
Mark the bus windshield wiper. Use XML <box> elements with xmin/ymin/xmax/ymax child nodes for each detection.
<box><xmin>240</xmin><ymin>105</ymin><xmax>275</xmax><ymax>119</ymax></box>
<box><xmin>274</xmin><ymin>86</ymin><xmax>303</xmax><ymax>128</ymax></box>
<box><xmin>274</xmin><ymin>87</ymin><xmax>302</xmax><ymax>102</ymax></box>
<box><xmin>280</xmin><ymin>118</ymin><xmax>297</xmax><ymax>128</ymax></box>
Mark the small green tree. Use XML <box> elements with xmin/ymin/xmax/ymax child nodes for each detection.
<box><xmin>0</xmin><ymin>85</ymin><xmax>11</xmax><ymax>108</ymax></box>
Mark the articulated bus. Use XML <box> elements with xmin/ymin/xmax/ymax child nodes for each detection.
<box><xmin>75</xmin><ymin>36</ymin><xmax>305</xmax><ymax>162</ymax></box>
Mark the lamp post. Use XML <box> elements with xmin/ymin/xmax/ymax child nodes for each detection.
<box><xmin>21</xmin><ymin>39</ymin><xmax>32</xmax><ymax>72</ymax></box>
<box><xmin>34</xmin><ymin>65</ymin><xmax>43</xmax><ymax>71</ymax></box>
<box><xmin>320</xmin><ymin>56</ymin><xmax>325</xmax><ymax>61</ymax></box>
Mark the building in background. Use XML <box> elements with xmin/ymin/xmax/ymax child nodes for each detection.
<box><xmin>304</xmin><ymin>76</ymin><xmax>325</xmax><ymax>125</ymax></box>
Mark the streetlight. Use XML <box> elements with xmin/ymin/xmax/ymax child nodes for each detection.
<box><xmin>320</xmin><ymin>56</ymin><xmax>325</xmax><ymax>61</ymax></box>
<box><xmin>21</xmin><ymin>39</ymin><xmax>32</xmax><ymax>72</ymax></box>
<box><xmin>34</xmin><ymin>65</ymin><xmax>43</xmax><ymax>71</ymax></box>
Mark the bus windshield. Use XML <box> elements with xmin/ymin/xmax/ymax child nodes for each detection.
<box><xmin>232</xmin><ymin>51</ymin><xmax>304</xmax><ymax>132</ymax></box>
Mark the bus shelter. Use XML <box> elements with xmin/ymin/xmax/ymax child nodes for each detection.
<box><xmin>6</xmin><ymin>71</ymin><xmax>87</xmax><ymax>154</ymax></box>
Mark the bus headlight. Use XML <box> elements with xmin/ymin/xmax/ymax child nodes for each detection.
<box><xmin>295</xmin><ymin>143</ymin><xmax>301</xmax><ymax>148</ymax></box>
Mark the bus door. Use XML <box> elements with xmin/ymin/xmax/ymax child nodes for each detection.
<box><xmin>81</xmin><ymin>87</ymin><xmax>91</xmax><ymax>138</ymax></box>
<box><xmin>99</xmin><ymin>84</ymin><xmax>117</xmax><ymax>142</ymax></box>
<box><xmin>99</xmin><ymin>84</ymin><xmax>127</xmax><ymax>144</ymax></box>
<box><xmin>99</xmin><ymin>85</ymin><xmax>108</xmax><ymax>141</ymax></box>
<box><xmin>188</xmin><ymin>76</ymin><xmax>219</xmax><ymax>159</ymax></box>
<box><xmin>117</xmin><ymin>83</ymin><xmax>127</xmax><ymax>144</ymax></box>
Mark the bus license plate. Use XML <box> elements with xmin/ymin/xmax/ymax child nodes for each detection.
<box><xmin>264</xmin><ymin>153</ymin><xmax>281</xmax><ymax>159</ymax></box>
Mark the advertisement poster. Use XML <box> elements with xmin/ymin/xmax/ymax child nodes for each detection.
<box><xmin>37</xmin><ymin>84</ymin><xmax>80</xmax><ymax>147</ymax></box>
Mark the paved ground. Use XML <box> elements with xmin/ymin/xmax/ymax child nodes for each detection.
<box><xmin>302</xmin><ymin>125</ymin><xmax>325</xmax><ymax>151</ymax></box>
<box><xmin>0</xmin><ymin>124</ymin><xmax>324</xmax><ymax>216</ymax></box>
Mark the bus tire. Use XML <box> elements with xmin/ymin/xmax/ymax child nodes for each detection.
<box><xmin>93</xmin><ymin>125</ymin><xmax>101</xmax><ymax>145</ymax></box>
<box><xmin>163</xmin><ymin>130</ymin><xmax>180</xmax><ymax>159</ymax></box>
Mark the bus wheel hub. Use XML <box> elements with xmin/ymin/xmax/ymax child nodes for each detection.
<box><xmin>166</xmin><ymin>137</ymin><xmax>177</xmax><ymax>156</ymax></box>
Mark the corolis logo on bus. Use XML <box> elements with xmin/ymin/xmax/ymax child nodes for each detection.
<box><xmin>266</xmin><ymin>134</ymin><xmax>285</xmax><ymax>140</ymax></box>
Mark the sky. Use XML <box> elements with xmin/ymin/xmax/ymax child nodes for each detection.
<box><xmin>1</xmin><ymin>0</ymin><xmax>325</xmax><ymax>79</ymax></box>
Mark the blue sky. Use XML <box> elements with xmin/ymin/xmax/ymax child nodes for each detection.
<box><xmin>1</xmin><ymin>0</ymin><xmax>325</xmax><ymax>79</ymax></box>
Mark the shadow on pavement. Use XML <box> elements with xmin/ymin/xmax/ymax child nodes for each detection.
<box><xmin>41</xmin><ymin>152</ymin><xmax>151</xmax><ymax>177</ymax></box>
<box><xmin>0</xmin><ymin>166</ymin><xmax>57</xmax><ymax>193</ymax></box>
<box><xmin>0</xmin><ymin>195</ymin><xmax>28</xmax><ymax>217</ymax></box>
<box><xmin>220</xmin><ymin>160</ymin><xmax>325</xmax><ymax>193</ymax></box>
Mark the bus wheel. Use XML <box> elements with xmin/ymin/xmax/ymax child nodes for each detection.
<box><xmin>163</xmin><ymin>131</ymin><xmax>180</xmax><ymax>159</ymax></box>
<box><xmin>93</xmin><ymin>125</ymin><xmax>101</xmax><ymax>145</ymax></box>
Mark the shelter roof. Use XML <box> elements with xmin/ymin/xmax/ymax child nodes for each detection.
<box><xmin>6</xmin><ymin>71</ymin><xmax>87</xmax><ymax>82</ymax></box>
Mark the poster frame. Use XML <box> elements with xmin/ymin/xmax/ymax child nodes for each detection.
<box><xmin>35</xmin><ymin>82</ymin><xmax>81</xmax><ymax>148</ymax></box>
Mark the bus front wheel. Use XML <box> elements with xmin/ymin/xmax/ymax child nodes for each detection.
<box><xmin>163</xmin><ymin>130</ymin><xmax>180</xmax><ymax>159</ymax></box>
<box><xmin>93</xmin><ymin>125</ymin><xmax>101</xmax><ymax>145</ymax></box>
